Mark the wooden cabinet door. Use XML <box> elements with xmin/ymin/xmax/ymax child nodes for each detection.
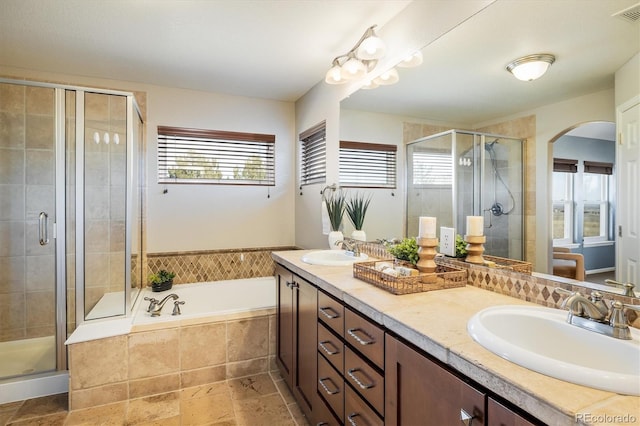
<box><xmin>488</xmin><ymin>397</ymin><xmax>539</xmax><ymax>426</ymax></box>
<box><xmin>385</xmin><ymin>334</ymin><xmax>486</xmax><ymax>426</ymax></box>
<box><xmin>293</xmin><ymin>275</ymin><xmax>318</xmax><ymax>420</ymax></box>
<box><xmin>275</xmin><ymin>264</ymin><xmax>294</xmax><ymax>389</ymax></box>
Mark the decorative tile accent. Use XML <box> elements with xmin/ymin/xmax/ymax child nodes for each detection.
<box><xmin>146</xmin><ymin>246</ymin><xmax>296</xmax><ymax>286</ymax></box>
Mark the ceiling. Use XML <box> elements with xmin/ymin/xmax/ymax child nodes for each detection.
<box><xmin>0</xmin><ymin>0</ymin><xmax>638</xmax><ymax>127</ymax></box>
<box><xmin>0</xmin><ymin>0</ymin><xmax>410</xmax><ymax>102</ymax></box>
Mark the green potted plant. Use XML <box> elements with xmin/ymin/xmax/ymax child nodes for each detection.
<box><xmin>148</xmin><ymin>269</ymin><xmax>175</xmax><ymax>292</ymax></box>
<box><xmin>325</xmin><ymin>191</ymin><xmax>346</xmax><ymax>249</ymax></box>
<box><xmin>346</xmin><ymin>193</ymin><xmax>371</xmax><ymax>242</ymax></box>
<box><xmin>385</xmin><ymin>237</ymin><xmax>420</xmax><ymax>265</ymax></box>
<box><xmin>455</xmin><ymin>234</ymin><xmax>468</xmax><ymax>258</ymax></box>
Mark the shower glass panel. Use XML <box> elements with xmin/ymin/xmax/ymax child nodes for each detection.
<box><xmin>406</xmin><ymin>130</ymin><xmax>524</xmax><ymax>260</ymax></box>
<box><xmin>0</xmin><ymin>83</ymin><xmax>57</xmax><ymax>378</ymax></box>
<box><xmin>83</xmin><ymin>93</ymin><xmax>127</xmax><ymax>319</ymax></box>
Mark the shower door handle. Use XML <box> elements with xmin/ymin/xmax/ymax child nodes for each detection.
<box><xmin>39</xmin><ymin>211</ymin><xmax>49</xmax><ymax>246</ymax></box>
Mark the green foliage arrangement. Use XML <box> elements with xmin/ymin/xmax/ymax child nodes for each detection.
<box><xmin>148</xmin><ymin>270</ymin><xmax>175</xmax><ymax>285</ymax></box>
<box><xmin>345</xmin><ymin>193</ymin><xmax>372</xmax><ymax>231</ymax></box>
<box><xmin>386</xmin><ymin>237</ymin><xmax>419</xmax><ymax>265</ymax></box>
<box><xmin>455</xmin><ymin>234</ymin><xmax>467</xmax><ymax>257</ymax></box>
<box><xmin>325</xmin><ymin>191</ymin><xmax>346</xmax><ymax>232</ymax></box>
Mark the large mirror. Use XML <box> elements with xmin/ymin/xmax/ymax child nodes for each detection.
<box><xmin>340</xmin><ymin>0</ymin><xmax>639</xmax><ymax>298</ymax></box>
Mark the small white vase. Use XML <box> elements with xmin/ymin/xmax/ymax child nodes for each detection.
<box><xmin>328</xmin><ymin>231</ymin><xmax>344</xmax><ymax>249</ymax></box>
<box><xmin>351</xmin><ymin>229</ymin><xmax>366</xmax><ymax>242</ymax></box>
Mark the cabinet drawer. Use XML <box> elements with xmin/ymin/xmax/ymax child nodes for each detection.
<box><xmin>345</xmin><ymin>347</ymin><xmax>384</xmax><ymax>417</ymax></box>
<box><xmin>344</xmin><ymin>308</ymin><xmax>384</xmax><ymax>370</ymax></box>
<box><xmin>318</xmin><ymin>322</ymin><xmax>344</xmax><ymax>374</ymax></box>
<box><xmin>318</xmin><ymin>352</ymin><xmax>344</xmax><ymax>422</ymax></box>
<box><xmin>345</xmin><ymin>385</ymin><xmax>384</xmax><ymax>426</ymax></box>
<box><xmin>314</xmin><ymin>395</ymin><xmax>341</xmax><ymax>426</ymax></box>
<box><xmin>318</xmin><ymin>290</ymin><xmax>344</xmax><ymax>337</ymax></box>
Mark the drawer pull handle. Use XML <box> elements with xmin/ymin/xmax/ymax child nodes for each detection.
<box><xmin>347</xmin><ymin>328</ymin><xmax>375</xmax><ymax>345</ymax></box>
<box><xmin>319</xmin><ymin>340</ymin><xmax>340</xmax><ymax>356</ymax></box>
<box><xmin>460</xmin><ymin>408</ymin><xmax>474</xmax><ymax>426</ymax></box>
<box><xmin>319</xmin><ymin>306</ymin><xmax>340</xmax><ymax>319</ymax></box>
<box><xmin>347</xmin><ymin>368</ymin><xmax>375</xmax><ymax>390</ymax></box>
<box><xmin>319</xmin><ymin>377</ymin><xmax>340</xmax><ymax>395</ymax></box>
<box><xmin>347</xmin><ymin>413</ymin><xmax>370</xmax><ymax>426</ymax></box>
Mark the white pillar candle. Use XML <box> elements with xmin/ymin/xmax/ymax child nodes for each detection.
<box><xmin>419</xmin><ymin>216</ymin><xmax>437</xmax><ymax>238</ymax></box>
<box><xmin>466</xmin><ymin>216</ymin><xmax>484</xmax><ymax>236</ymax></box>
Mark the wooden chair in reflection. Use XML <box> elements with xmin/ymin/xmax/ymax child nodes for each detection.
<box><xmin>552</xmin><ymin>247</ymin><xmax>585</xmax><ymax>281</ymax></box>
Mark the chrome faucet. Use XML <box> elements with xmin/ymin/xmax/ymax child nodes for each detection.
<box><xmin>149</xmin><ymin>293</ymin><xmax>179</xmax><ymax>317</ymax></box>
<box><xmin>335</xmin><ymin>239</ymin><xmax>360</xmax><ymax>256</ymax></box>
<box><xmin>555</xmin><ymin>288</ymin><xmax>640</xmax><ymax>340</ymax></box>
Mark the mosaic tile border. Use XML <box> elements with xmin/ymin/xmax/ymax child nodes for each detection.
<box><xmin>146</xmin><ymin>246</ymin><xmax>297</xmax><ymax>286</ymax></box>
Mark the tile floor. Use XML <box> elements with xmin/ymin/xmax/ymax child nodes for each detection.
<box><xmin>0</xmin><ymin>372</ymin><xmax>309</xmax><ymax>425</ymax></box>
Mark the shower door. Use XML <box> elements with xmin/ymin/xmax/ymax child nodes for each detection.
<box><xmin>0</xmin><ymin>83</ymin><xmax>59</xmax><ymax>378</ymax></box>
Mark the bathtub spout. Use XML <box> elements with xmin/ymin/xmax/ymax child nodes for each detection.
<box><xmin>150</xmin><ymin>294</ymin><xmax>179</xmax><ymax>317</ymax></box>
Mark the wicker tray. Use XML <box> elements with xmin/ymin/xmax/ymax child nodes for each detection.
<box><xmin>436</xmin><ymin>255</ymin><xmax>532</xmax><ymax>275</ymax></box>
<box><xmin>353</xmin><ymin>260</ymin><xmax>467</xmax><ymax>295</ymax></box>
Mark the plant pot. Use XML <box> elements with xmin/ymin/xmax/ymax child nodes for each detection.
<box><xmin>351</xmin><ymin>229</ymin><xmax>366</xmax><ymax>242</ymax></box>
<box><xmin>328</xmin><ymin>231</ymin><xmax>344</xmax><ymax>249</ymax></box>
<box><xmin>151</xmin><ymin>279</ymin><xmax>173</xmax><ymax>292</ymax></box>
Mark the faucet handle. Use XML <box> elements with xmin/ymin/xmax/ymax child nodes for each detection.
<box><xmin>143</xmin><ymin>297</ymin><xmax>158</xmax><ymax>312</ymax></box>
<box><xmin>172</xmin><ymin>300</ymin><xmax>185</xmax><ymax>316</ymax></box>
<box><xmin>554</xmin><ymin>287</ymin><xmax>579</xmax><ymax>309</ymax></box>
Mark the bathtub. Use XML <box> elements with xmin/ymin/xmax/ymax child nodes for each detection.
<box><xmin>133</xmin><ymin>276</ymin><xmax>276</xmax><ymax>327</ymax></box>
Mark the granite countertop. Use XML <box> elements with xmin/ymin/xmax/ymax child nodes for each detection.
<box><xmin>272</xmin><ymin>250</ymin><xmax>640</xmax><ymax>426</ymax></box>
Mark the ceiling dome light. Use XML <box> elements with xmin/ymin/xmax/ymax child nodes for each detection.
<box><xmin>506</xmin><ymin>54</ymin><xmax>555</xmax><ymax>81</ymax></box>
<box><xmin>373</xmin><ymin>68</ymin><xmax>399</xmax><ymax>86</ymax></box>
<box><xmin>397</xmin><ymin>51</ymin><xmax>423</xmax><ymax>68</ymax></box>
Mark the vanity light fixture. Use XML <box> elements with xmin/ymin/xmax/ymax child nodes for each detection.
<box><xmin>506</xmin><ymin>54</ymin><xmax>556</xmax><ymax>81</ymax></box>
<box><xmin>373</xmin><ymin>67</ymin><xmax>399</xmax><ymax>86</ymax></box>
<box><xmin>397</xmin><ymin>50</ymin><xmax>423</xmax><ymax>68</ymax></box>
<box><xmin>325</xmin><ymin>25</ymin><xmax>386</xmax><ymax>85</ymax></box>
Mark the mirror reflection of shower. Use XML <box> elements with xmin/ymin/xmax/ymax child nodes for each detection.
<box><xmin>484</xmin><ymin>139</ymin><xmax>516</xmax><ymax>219</ymax></box>
<box><xmin>406</xmin><ymin>130</ymin><xmax>524</xmax><ymax>260</ymax></box>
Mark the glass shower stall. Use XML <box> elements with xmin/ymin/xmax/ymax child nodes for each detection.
<box><xmin>406</xmin><ymin>130</ymin><xmax>524</xmax><ymax>260</ymax></box>
<box><xmin>0</xmin><ymin>79</ymin><xmax>143</xmax><ymax>401</ymax></box>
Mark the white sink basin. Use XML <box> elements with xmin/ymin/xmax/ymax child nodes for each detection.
<box><xmin>301</xmin><ymin>250</ymin><xmax>368</xmax><ymax>266</ymax></box>
<box><xmin>467</xmin><ymin>305</ymin><xmax>640</xmax><ymax>395</ymax></box>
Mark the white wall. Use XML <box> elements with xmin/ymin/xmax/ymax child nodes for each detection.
<box><xmin>0</xmin><ymin>66</ymin><xmax>297</xmax><ymax>254</ymax></box>
<box><xmin>615</xmin><ymin>53</ymin><xmax>639</xmax><ymax>107</ymax></box>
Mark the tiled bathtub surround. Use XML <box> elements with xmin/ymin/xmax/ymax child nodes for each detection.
<box><xmin>147</xmin><ymin>247</ymin><xmax>295</xmax><ymax>285</ymax></box>
<box><xmin>67</xmin><ymin>312</ymin><xmax>276</xmax><ymax>411</ymax></box>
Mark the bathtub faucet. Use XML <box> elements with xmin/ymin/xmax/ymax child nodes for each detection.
<box><xmin>150</xmin><ymin>293</ymin><xmax>180</xmax><ymax>317</ymax></box>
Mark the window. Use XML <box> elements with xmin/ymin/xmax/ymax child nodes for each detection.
<box><xmin>552</xmin><ymin>172</ymin><xmax>574</xmax><ymax>245</ymax></box>
<box><xmin>412</xmin><ymin>150</ymin><xmax>452</xmax><ymax>186</ymax></box>
<box><xmin>583</xmin><ymin>170</ymin><xmax>610</xmax><ymax>242</ymax></box>
<box><xmin>157</xmin><ymin>126</ymin><xmax>275</xmax><ymax>185</ymax></box>
<box><xmin>299</xmin><ymin>121</ymin><xmax>326</xmax><ymax>186</ymax></box>
<box><xmin>339</xmin><ymin>141</ymin><xmax>396</xmax><ymax>188</ymax></box>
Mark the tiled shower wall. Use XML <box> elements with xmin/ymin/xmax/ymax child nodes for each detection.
<box><xmin>0</xmin><ymin>84</ymin><xmax>56</xmax><ymax>342</ymax></box>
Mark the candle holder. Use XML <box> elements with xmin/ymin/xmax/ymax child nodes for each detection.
<box><xmin>464</xmin><ymin>235</ymin><xmax>486</xmax><ymax>264</ymax></box>
<box><xmin>416</xmin><ymin>237</ymin><xmax>438</xmax><ymax>274</ymax></box>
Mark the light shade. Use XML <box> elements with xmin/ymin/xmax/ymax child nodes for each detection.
<box><xmin>341</xmin><ymin>56</ymin><xmax>367</xmax><ymax>80</ymax></box>
<box><xmin>325</xmin><ymin>64</ymin><xmax>344</xmax><ymax>84</ymax></box>
<box><xmin>397</xmin><ymin>51</ymin><xmax>423</xmax><ymax>68</ymax></box>
<box><xmin>373</xmin><ymin>67</ymin><xmax>399</xmax><ymax>86</ymax></box>
<box><xmin>506</xmin><ymin>54</ymin><xmax>555</xmax><ymax>81</ymax></box>
<box><xmin>357</xmin><ymin>33</ymin><xmax>386</xmax><ymax>60</ymax></box>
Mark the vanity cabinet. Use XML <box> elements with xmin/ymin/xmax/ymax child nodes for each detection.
<box><xmin>275</xmin><ymin>264</ymin><xmax>318</xmax><ymax>421</ymax></box>
<box><xmin>488</xmin><ymin>397</ymin><xmax>538</xmax><ymax>426</ymax></box>
<box><xmin>385</xmin><ymin>334</ymin><xmax>486</xmax><ymax>426</ymax></box>
<box><xmin>316</xmin><ymin>289</ymin><xmax>385</xmax><ymax>425</ymax></box>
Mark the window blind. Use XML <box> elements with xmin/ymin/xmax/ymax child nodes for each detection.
<box><xmin>584</xmin><ymin>160</ymin><xmax>613</xmax><ymax>175</ymax></box>
<box><xmin>157</xmin><ymin>126</ymin><xmax>275</xmax><ymax>185</ymax></box>
<box><xmin>553</xmin><ymin>158</ymin><xmax>578</xmax><ymax>173</ymax></box>
<box><xmin>339</xmin><ymin>141</ymin><xmax>397</xmax><ymax>188</ymax></box>
<box><xmin>412</xmin><ymin>151</ymin><xmax>452</xmax><ymax>186</ymax></box>
<box><xmin>299</xmin><ymin>121</ymin><xmax>326</xmax><ymax>186</ymax></box>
